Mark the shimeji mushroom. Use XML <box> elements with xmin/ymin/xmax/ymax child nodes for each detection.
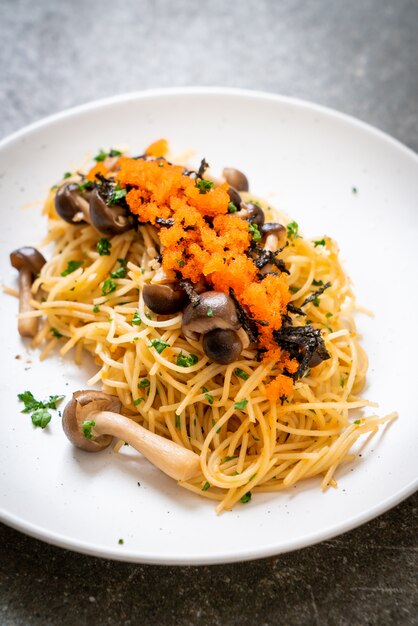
<box><xmin>222</xmin><ymin>167</ymin><xmax>249</xmax><ymax>192</ymax></box>
<box><xmin>182</xmin><ymin>292</ymin><xmax>247</xmax><ymax>364</ymax></box>
<box><xmin>142</xmin><ymin>268</ymin><xmax>187</xmax><ymax>315</ymax></box>
<box><xmin>10</xmin><ymin>246</ymin><xmax>46</xmax><ymax>337</ymax></box>
<box><xmin>62</xmin><ymin>390</ymin><xmax>201</xmax><ymax>481</ymax></box>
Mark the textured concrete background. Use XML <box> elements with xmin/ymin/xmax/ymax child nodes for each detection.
<box><xmin>0</xmin><ymin>0</ymin><xmax>417</xmax><ymax>624</ymax></box>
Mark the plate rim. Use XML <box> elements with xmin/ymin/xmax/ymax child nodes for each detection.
<box><xmin>1</xmin><ymin>87</ymin><xmax>417</xmax><ymax>565</ymax></box>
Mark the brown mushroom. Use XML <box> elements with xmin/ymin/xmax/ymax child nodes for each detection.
<box><xmin>182</xmin><ymin>292</ymin><xmax>241</xmax><ymax>340</ymax></box>
<box><xmin>10</xmin><ymin>247</ymin><xmax>46</xmax><ymax>337</ymax></box>
<box><xmin>89</xmin><ymin>188</ymin><xmax>133</xmax><ymax>236</ymax></box>
<box><xmin>236</xmin><ymin>202</ymin><xmax>265</xmax><ymax>228</ymax></box>
<box><xmin>222</xmin><ymin>167</ymin><xmax>249</xmax><ymax>192</ymax></box>
<box><xmin>203</xmin><ymin>329</ymin><xmax>243</xmax><ymax>364</ymax></box>
<box><xmin>259</xmin><ymin>223</ymin><xmax>287</xmax><ymax>276</ymax></box>
<box><xmin>182</xmin><ymin>292</ymin><xmax>246</xmax><ymax>364</ymax></box>
<box><xmin>62</xmin><ymin>390</ymin><xmax>201</xmax><ymax>481</ymax></box>
<box><xmin>227</xmin><ymin>186</ymin><xmax>242</xmax><ymax>210</ymax></box>
<box><xmin>55</xmin><ymin>182</ymin><xmax>92</xmax><ymax>224</ymax></box>
<box><xmin>143</xmin><ymin>284</ymin><xmax>187</xmax><ymax>315</ymax></box>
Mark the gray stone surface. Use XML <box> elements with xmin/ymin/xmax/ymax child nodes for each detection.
<box><xmin>0</xmin><ymin>0</ymin><xmax>417</xmax><ymax>624</ymax></box>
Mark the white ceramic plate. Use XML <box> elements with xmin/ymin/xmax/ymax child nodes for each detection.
<box><xmin>0</xmin><ymin>88</ymin><xmax>417</xmax><ymax>565</ymax></box>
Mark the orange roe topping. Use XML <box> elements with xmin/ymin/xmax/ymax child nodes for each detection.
<box><xmin>265</xmin><ymin>375</ymin><xmax>294</xmax><ymax>403</ymax></box>
<box><xmin>93</xmin><ymin>151</ymin><xmax>295</xmax><ymax>398</ymax></box>
<box><xmin>145</xmin><ymin>138</ymin><xmax>169</xmax><ymax>157</ymax></box>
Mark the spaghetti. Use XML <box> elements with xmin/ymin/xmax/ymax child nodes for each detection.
<box><xmin>18</xmin><ymin>142</ymin><xmax>396</xmax><ymax>512</ymax></box>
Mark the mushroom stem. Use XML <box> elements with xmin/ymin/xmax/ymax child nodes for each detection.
<box><xmin>265</xmin><ymin>233</ymin><xmax>278</xmax><ymax>253</ymax></box>
<box><xmin>18</xmin><ymin>268</ymin><xmax>38</xmax><ymax>337</ymax></box>
<box><xmin>88</xmin><ymin>410</ymin><xmax>200</xmax><ymax>481</ymax></box>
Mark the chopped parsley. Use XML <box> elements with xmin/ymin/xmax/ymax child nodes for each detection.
<box><xmin>94</xmin><ymin>148</ymin><xmax>123</xmax><ymax>162</ymax></box>
<box><xmin>235</xmin><ymin>368</ymin><xmax>249</xmax><ymax>380</ymax></box>
<box><xmin>248</xmin><ymin>223</ymin><xmax>262</xmax><ymax>242</ymax></box>
<box><xmin>206</xmin><ymin>307</ymin><xmax>214</xmax><ymax>317</ymax></box>
<box><xmin>82</xmin><ymin>419</ymin><xmax>95</xmax><ymax>439</ymax></box>
<box><xmin>313</xmin><ymin>239</ymin><xmax>326</xmax><ymax>247</ymax></box>
<box><xmin>93</xmin><ymin>304</ymin><xmax>100</xmax><ymax>313</ymax></box>
<box><xmin>286</xmin><ymin>220</ymin><xmax>299</xmax><ymax>240</ymax></box>
<box><xmin>50</xmin><ymin>327</ymin><xmax>63</xmax><ymax>338</ymax></box>
<box><xmin>61</xmin><ymin>260</ymin><xmax>83</xmax><ymax>276</ymax></box>
<box><xmin>97</xmin><ymin>238</ymin><xmax>112</xmax><ymax>256</ymax></box>
<box><xmin>175</xmin><ymin>415</ymin><xmax>181</xmax><ymax>429</ymax></box>
<box><xmin>221</xmin><ymin>455</ymin><xmax>238</xmax><ymax>464</ymax></box>
<box><xmin>110</xmin><ymin>258</ymin><xmax>128</xmax><ymax>279</ymax></box>
<box><xmin>134</xmin><ymin>397</ymin><xmax>144</xmax><ymax>406</ymax></box>
<box><xmin>289</xmin><ymin>286</ymin><xmax>299</xmax><ymax>294</ymax></box>
<box><xmin>131</xmin><ymin>311</ymin><xmax>141</xmax><ymax>326</ymax></box>
<box><xmin>63</xmin><ymin>171</ymin><xmax>72</xmax><ymax>179</ymax></box>
<box><xmin>340</xmin><ymin>376</ymin><xmax>345</xmax><ymax>388</ymax></box>
<box><xmin>101</xmin><ymin>278</ymin><xmax>117</xmax><ymax>295</ymax></box>
<box><xmin>202</xmin><ymin>387</ymin><xmax>214</xmax><ymax>404</ymax></box>
<box><xmin>176</xmin><ymin>352</ymin><xmax>198</xmax><ymax>367</ymax></box>
<box><xmin>202</xmin><ymin>482</ymin><xmax>211</xmax><ymax>491</ymax></box>
<box><xmin>312</xmin><ymin>297</ymin><xmax>320</xmax><ymax>307</ymax></box>
<box><xmin>228</xmin><ymin>202</ymin><xmax>238</xmax><ymax>213</ymax></box>
<box><xmin>118</xmin><ymin>538</ymin><xmax>124</xmax><ymax>545</ymax></box>
<box><xmin>352</xmin><ymin>186</ymin><xmax>358</xmax><ymax>194</ymax></box>
<box><xmin>77</xmin><ymin>180</ymin><xmax>93</xmax><ymax>193</ymax></box>
<box><xmin>325</xmin><ymin>312</ymin><xmax>333</xmax><ymax>318</ymax></box>
<box><xmin>354</xmin><ymin>420</ymin><xmax>361</xmax><ymax>425</ymax></box>
<box><xmin>18</xmin><ymin>391</ymin><xmax>64</xmax><ymax>414</ymax></box>
<box><xmin>240</xmin><ymin>492</ymin><xmax>252</xmax><ymax>504</ymax></box>
<box><xmin>138</xmin><ymin>378</ymin><xmax>150</xmax><ymax>388</ymax></box>
<box><xmin>234</xmin><ymin>398</ymin><xmax>248</xmax><ymax>410</ymax></box>
<box><xmin>176</xmin><ymin>258</ymin><xmax>185</xmax><ymax>268</ymax></box>
<box><xmin>195</xmin><ymin>179</ymin><xmax>214</xmax><ymax>194</ymax></box>
<box><xmin>312</xmin><ymin>279</ymin><xmax>323</xmax><ymax>286</ymax></box>
<box><xmin>31</xmin><ymin>409</ymin><xmax>51</xmax><ymax>429</ymax></box>
<box><xmin>110</xmin><ymin>184</ymin><xmax>127</xmax><ymax>204</ymax></box>
<box><xmin>149</xmin><ymin>339</ymin><xmax>170</xmax><ymax>354</ymax></box>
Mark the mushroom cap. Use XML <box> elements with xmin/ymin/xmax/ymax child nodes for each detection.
<box><xmin>203</xmin><ymin>328</ymin><xmax>243</xmax><ymax>364</ymax></box>
<box><xmin>143</xmin><ymin>283</ymin><xmax>187</xmax><ymax>315</ymax></box>
<box><xmin>89</xmin><ymin>188</ymin><xmax>133</xmax><ymax>236</ymax></box>
<box><xmin>243</xmin><ymin>202</ymin><xmax>265</xmax><ymax>229</ymax></box>
<box><xmin>62</xmin><ymin>390</ymin><xmax>122</xmax><ymax>452</ymax></box>
<box><xmin>10</xmin><ymin>246</ymin><xmax>46</xmax><ymax>275</ymax></box>
<box><xmin>227</xmin><ymin>186</ymin><xmax>242</xmax><ymax>210</ymax></box>
<box><xmin>182</xmin><ymin>292</ymin><xmax>241</xmax><ymax>340</ymax></box>
<box><xmin>261</xmin><ymin>222</ymin><xmax>286</xmax><ymax>238</ymax></box>
<box><xmin>222</xmin><ymin>167</ymin><xmax>249</xmax><ymax>192</ymax></box>
<box><xmin>55</xmin><ymin>182</ymin><xmax>90</xmax><ymax>224</ymax></box>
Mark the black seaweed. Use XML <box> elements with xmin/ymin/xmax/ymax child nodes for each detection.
<box><xmin>287</xmin><ymin>303</ymin><xmax>306</xmax><ymax>316</ymax></box>
<box><xmin>229</xmin><ymin>288</ymin><xmax>259</xmax><ymax>343</ymax></box>
<box><xmin>197</xmin><ymin>158</ymin><xmax>210</xmax><ymax>178</ymax></box>
<box><xmin>250</xmin><ymin>242</ymin><xmax>289</xmax><ymax>274</ymax></box>
<box><xmin>301</xmin><ymin>281</ymin><xmax>331</xmax><ymax>307</ymax></box>
<box><xmin>273</xmin><ymin>325</ymin><xmax>331</xmax><ymax>378</ymax></box>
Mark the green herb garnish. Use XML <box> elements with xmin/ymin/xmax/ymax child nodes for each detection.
<box><xmin>202</xmin><ymin>482</ymin><xmax>211</xmax><ymax>491</ymax></box>
<box><xmin>17</xmin><ymin>391</ymin><xmax>64</xmax><ymax>413</ymax></box>
<box><xmin>240</xmin><ymin>492</ymin><xmax>252</xmax><ymax>504</ymax></box>
<box><xmin>94</xmin><ymin>148</ymin><xmax>123</xmax><ymax>162</ymax></box>
<box><xmin>101</xmin><ymin>278</ymin><xmax>117</xmax><ymax>295</ymax></box>
<box><xmin>138</xmin><ymin>378</ymin><xmax>150</xmax><ymax>388</ymax></box>
<box><xmin>221</xmin><ymin>455</ymin><xmax>238</xmax><ymax>464</ymax></box>
<box><xmin>176</xmin><ymin>352</ymin><xmax>198</xmax><ymax>367</ymax></box>
<box><xmin>131</xmin><ymin>311</ymin><xmax>141</xmax><ymax>326</ymax></box>
<box><xmin>286</xmin><ymin>221</ymin><xmax>299</xmax><ymax>239</ymax></box>
<box><xmin>235</xmin><ymin>368</ymin><xmax>250</xmax><ymax>381</ymax></box>
<box><xmin>175</xmin><ymin>415</ymin><xmax>181</xmax><ymax>429</ymax></box>
<box><xmin>313</xmin><ymin>239</ymin><xmax>326</xmax><ymax>247</ymax></box>
<box><xmin>110</xmin><ymin>258</ymin><xmax>128</xmax><ymax>279</ymax></box>
<box><xmin>354</xmin><ymin>420</ymin><xmax>361</xmax><ymax>425</ymax></box>
<box><xmin>110</xmin><ymin>184</ymin><xmax>127</xmax><ymax>204</ymax></box>
<box><xmin>195</xmin><ymin>179</ymin><xmax>214</xmax><ymax>194</ymax></box>
<box><xmin>228</xmin><ymin>202</ymin><xmax>238</xmax><ymax>213</ymax></box>
<box><xmin>134</xmin><ymin>397</ymin><xmax>144</xmax><ymax>406</ymax></box>
<box><xmin>149</xmin><ymin>339</ymin><xmax>170</xmax><ymax>354</ymax></box>
<box><xmin>93</xmin><ymin>304</ymin><xmax>100</xmax><ymax>313</ymax></box>
<box><xmin>202</xmin><ymin>387</ymin><xmax>214</xmax><ymax>405</ymax></box>
<box><xmin>31</xmin><ymin>409</ymin><xmax>51</xmax><ymax>429</ymax></box>
<box><xmin>312</xmin><ymin>279</ymin><xmax>323</xmax><ymax>286</ymax></box>
<box><xmin>63</xmin><ymin>171</ymin><xmax>72</xmax><ymax>179</ymax></box>
<box><xmin>206</xmin><ymin>307</ymin><xmax>214</xmax><ymax>317</ymax></box>
<box><xmin>234</xmin><ymin>398</ymin><xmax>248</xmax><ymax>410</ymax></box>
<box><xmin>248</xmin><ymin>223</ymin><xmax>261</xmax><ymax>242</ymax></box>
<box><xmin>50</xmin><ymin>327</ymin><xmax>63</xmax><ymax>338</ymax></box>
<box><xmin>82</xmin><ymin>419</ymin><xmax>96</xmax><ymax>439</ymax></box>
<box><xmin>97</xmin><ymin>238</ymin><xmax>112</xmax><ymax>256</ymax></box>
<box><xmin>61</xmin><ymin>260</ymin><xmax>83</xmax><ymax>276</ymax></box>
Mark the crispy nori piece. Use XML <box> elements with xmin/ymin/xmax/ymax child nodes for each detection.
<box><xmin>251</xmin><ymin>243</ymin><xmax>290</xmax><ymax>274</ymax></box>
<box><xmin>287</xmin><ymin>303</ymin><xmax>306</xmax><ymax>316</ymax></box>
<box><xmin>273</xmin><ymin>325</ymin><xmax>330</xmax><ymax>378</ymax></box>
<box><xmin>229</xmin><ymin>288</ymin><xmax>259</xmax><ymax>343</ymax></box>
<box><xmin>301</xmin><ymin>281</ymin><xmax>331</xmax><ymax>307</ymax></box>
<box><xmin>179</xmin><ymin>279</ymin><xmax>201</xmax><ymax>307</ymax></box>
<box><xmin>197</xmin><ymin>158</ymin><xmax>210</xmax><ymax>178</ymax></box>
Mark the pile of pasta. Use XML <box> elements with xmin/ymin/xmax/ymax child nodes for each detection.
<box><xmin>23</xmin><ymin>149</ymin><xmax>395</xmax><ymax>512</ymax></box>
